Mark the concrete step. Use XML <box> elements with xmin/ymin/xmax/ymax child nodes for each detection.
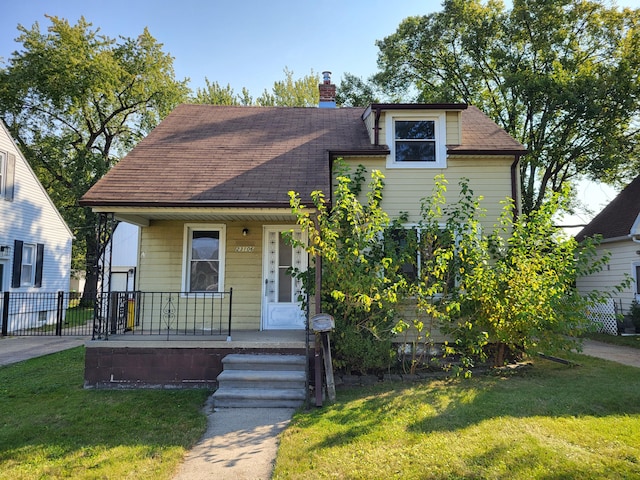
<box><xmin>221</xmin><ymin>353</ymin><xmax>306</xmax><ymax>371</ymax></box>
<box><xmin>217</xmin><ymin>369</ymin><xmax>306</xmax><ymax>389</ymax></box>
<box><xmin>212</xmin><ymin>387</ymin><xmax>306</xmax><ymax>408</ymax></box>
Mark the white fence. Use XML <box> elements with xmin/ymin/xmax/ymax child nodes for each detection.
<box><xmin>585</xmin><ymin>298</ymin><xmax>618</xmax><ymax>335</ymax></box>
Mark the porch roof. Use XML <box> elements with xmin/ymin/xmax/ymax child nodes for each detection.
<box><xmin>94</xmin><ymin>206</ymin><xmax>303</xmax><ymax>227</ymax></box>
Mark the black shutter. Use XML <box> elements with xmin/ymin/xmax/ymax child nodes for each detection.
<box><xmin>5</xmin><ymin>153</ymin><xmax>15</xmax><ymax>201</ymax></box>
<box><xmin>34</xmin><ymin>243</ymin><xmax>44</xmax><ymax>288</ymax></box>
<box><xmin>11</xmin><ymin>240</ymin><xmax>23</xmax><ymax>288</ymax></box>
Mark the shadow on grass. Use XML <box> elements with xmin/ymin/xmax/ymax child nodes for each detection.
<box><xmin>300</xmin><ymin>352</ymin><xmax>640</xmax><ymax>450</ymax></box>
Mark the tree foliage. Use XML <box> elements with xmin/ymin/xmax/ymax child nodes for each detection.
<box><xmin>255</xmin><ymin>67</ymin><xmax>320</xmax><ymax>107</ymax></box>
<box><xmin>191</xmin><ymin>78</ymin><xmax>252</xmax><ymax>105</ymax></box>
<box><xmin>189</xmin><ymin>68</ymin><xmax>321</xmax><ymax>107</ymax></box>
<box><xmin>374</xmin><ymin>0</ymin><xmax>640</xmax><ymax>213</ymax></box>
<box><xmin>0</xmin><ymin>15</ymin><xmax>189</xmax><ymax>285</ymax></box>
<box><xmin>288</xmin><ymin>164</ymin><xmax>400</xmax><ymax>373</ymax></box>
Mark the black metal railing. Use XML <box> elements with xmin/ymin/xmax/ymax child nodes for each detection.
<box><xmin>93</xmin><ymin>289</ymin><xmax>233</xmax><ymax>340</ymax></box>
<box><xmin>1</xmin><ymin>291</ymin><xmax>95</xmax><ymax>337</ymax></box>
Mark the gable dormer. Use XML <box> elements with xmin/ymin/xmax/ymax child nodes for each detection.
<box><xmin>362</xmin><ymin>104</ymin><xmax>467</xmax><ymax>169</ymax></box>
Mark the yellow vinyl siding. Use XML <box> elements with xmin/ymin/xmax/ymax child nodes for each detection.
<box><xmin>446</xmin><ymin>111</ymin><xmax>461</xmax><ymax>145</ymax></box>
<box><xmin>339</xmin><ymin>155</ymin><xmax>514</xmax><ymax>230</ymax></box>
<box><xmin>137</xmin><ymin>220</ymin><xmax>300</xmax><ymax>331</ymax></box>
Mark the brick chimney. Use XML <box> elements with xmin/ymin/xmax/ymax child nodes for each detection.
<box><xmin>318</xmin><ymin>71</ymin><xmax>336</xmax><ymax>108</ymax></box>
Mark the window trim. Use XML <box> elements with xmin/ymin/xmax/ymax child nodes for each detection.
<box><xmin>386</xmin><ymin>112</ymin><xmax>447</xmax><ymax>169</ymax></box>
<box><xmin>21</xmin><ymin>243</ymin><xmax>36</xmax><ymax>287</ymax></box>
<box><xmin>633</xmin><ymin>262</ymin><xmax>640</xmax><ymax>296</ymax></box>
<box><xmin>181</xmin><ymin>223</ymin><xmax>226</xmax><ymax>295</ymax></box>
<box><xmin>389</xmin><ymin>223</ymin><xmax>450</xmax><ymax>282</ymax></box>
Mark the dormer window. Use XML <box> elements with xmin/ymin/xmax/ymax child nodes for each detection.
<box><xmin>387</xmin><ymin>112</ymin><xmax>447</xmax><ymax>169</ymax></box>
<box><xmin>395</xmin><ymin>120</ymin><xmax>436</xmax><ymax>162</ymax></box>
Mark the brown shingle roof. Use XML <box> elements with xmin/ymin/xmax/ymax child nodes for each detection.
<box><xmin>81</xmin><ymin>104</ymin><xmax>383</xmax><ymax>207</ymax></box>
<box><xmin>575</xmin><ymin>176</ymin><xmax>640</xmax><ymax>241</ymax></box>
<box><xmin>80</xmin><ymin>103</ymin><xmax>525</xmax><ymax>208</ymax></box>
<box><xmin>450</xmin><ymin>106</ymin><xmax>526</xmax><ymax>155</ymax></box>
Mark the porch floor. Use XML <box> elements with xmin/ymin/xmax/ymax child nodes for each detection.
<box><xmin>87</xmin><ymin>329</ymin><xmax>308</xmax><ymax>350</ymax></box>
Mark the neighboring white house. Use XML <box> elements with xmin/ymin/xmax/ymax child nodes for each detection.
<box><xmin>0</xmin><ymin>119</ymin><xmax>73</xmax><ymax>332</ymax></box>
<box><xmin>575</xmin><ymin>176</ymin><xmax>640</xmax><ymax>329</ymax></box>
<box><xmin>104</xmin><ymin>221</ymin><xmax>139</xmax><ymax>292</ymax></box>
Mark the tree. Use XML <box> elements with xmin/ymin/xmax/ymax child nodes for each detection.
<box><xmin>191</xmin><ymin>78</ymin><xmax>252</xmax><ymax>105</ymax></box>
<box><xmin>374</xmin><ymin>0</ymin><xmax>640</xmax><ymax>213</ymax></box>
<box><xmin>410</xmin><ymin>177</ymin><xmax>620</xmax><ymax>374</ymax></box>
<box><xmin>335</xmin><ymin>72</ymin><xmax>382</xmax><ymax>107</ymax></box>
<box><xmin>0</xmin><ymin>15</ymin><xmax>189</xmax><ymax>296</ymax></box>
<box><xmin>288</xmin><ymin>164</ymin><xmax>402</xmax><ymax>373</ymax></box>
<box><xmin>256</xmin><ymin>67</ymin><xmax>320</xmax><ymax>107</ymax></box>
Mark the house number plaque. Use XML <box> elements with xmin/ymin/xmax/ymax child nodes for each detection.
<box><xmin>235</xmin><ymin>246</ymin><xmax>255</xmax><ymax>253</ymax></box>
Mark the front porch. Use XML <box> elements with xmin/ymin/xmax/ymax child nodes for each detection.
<box><xmin>84</xmin><ymin>329</ymin><xmax>309</xmax><ymax>389</ymax></box>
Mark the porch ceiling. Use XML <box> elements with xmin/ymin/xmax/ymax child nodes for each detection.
<box><xmin>93</xmin><ymin>207</ymin><xmax>305</xmax><ymax>226</ymax></box>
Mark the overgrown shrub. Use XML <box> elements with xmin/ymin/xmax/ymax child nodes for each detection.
<box><xmin>288</xmin><ymin>166</ymin><xmax>619</xmax><ymax>376</ymax></box>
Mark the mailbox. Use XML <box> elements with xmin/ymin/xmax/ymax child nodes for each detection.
<box><xmin>311</xmin><ymin>313</ymin><xmax>334</xmax><ymax>332</ymax></box>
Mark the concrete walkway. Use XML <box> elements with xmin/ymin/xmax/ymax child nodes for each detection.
<box><xmin>580</xmin><ymin>338</ymin><xmax>640</xmax><ymax>368</ymax></box>
<box><xmin>0</xmin><ymin>335</ymin><xmax>87</xmax><ymax>366</ymax></box>
<box><xmin>173</xmin><ymin>396</ymin><xmax>296</xmax><ymax>480</ymax></box>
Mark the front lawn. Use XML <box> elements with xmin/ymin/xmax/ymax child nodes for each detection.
<box><xmin>274</xmin><ymin>353</ymin><xmax>640</xmax><ymax>479</ymax></box>
<box><xmin>0</xmin><ymin>347</ymin><xmax>209</xmax><ymax>480</ymax></box>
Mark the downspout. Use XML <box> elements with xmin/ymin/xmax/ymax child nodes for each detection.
<box><xmin>511</xmin><ymin>153</ymin><xmax>522</xmax><ymax>220</ymax></box>
<box><xmin>373</xmin><ymin>106</ymin><xmax>382</xmax><ymax>146</ymax></box>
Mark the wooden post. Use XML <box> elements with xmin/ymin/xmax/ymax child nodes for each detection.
<box><xmin>314</xmin><ymin>216</ymin><xmax>323</xmax><ymax>407</ymax></box>
<box><xmin>322</xmin><ymin>332</ymin><xmax>336</xmax><ymax>402</ymax></box>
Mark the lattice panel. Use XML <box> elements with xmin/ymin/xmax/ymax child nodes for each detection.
<box><xmin>585</xmin><ymin>298</ymin><xmax>618</xmax><ymax>335</ymax></box>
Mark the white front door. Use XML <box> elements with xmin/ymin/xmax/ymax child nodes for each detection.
<box><xmin>262</xmin><ymin>227</ymin><xmax>307</xmax><ymax>330</ymax></box>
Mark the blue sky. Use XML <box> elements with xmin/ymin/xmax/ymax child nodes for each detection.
<box><xmin>3</xmin><ymin>0</ymin><xmax>639</xmax><ymax>99</ymax></box>
<box><xmin>2</xmin><ymin>0</ymin><xmax>640</xmax><ymax>225</ymax></box>
<box><xmin>1</xmin><ymin>0</ymin><xmax>432</xmax><ymax>96</ymax></box>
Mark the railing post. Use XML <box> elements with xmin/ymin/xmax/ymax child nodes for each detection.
<box><xmin>1</xmin><ymin>291</ymin><xmax>9</xmax><ymax>337</ymax></box>
<box><xmin>226</xmin><ymin>288</ymin><xmax>233</xmax><ymax>341</ymax></box>
<box><xmin>55</xmin><ymin>291</ymin><xmax>64</xmax><ymax>336</ymax></box>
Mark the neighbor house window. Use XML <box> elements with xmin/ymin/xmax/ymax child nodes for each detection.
<box><xmin>183</xmin><ymin>224</ymin><xmax>226</xmax><ymax>293</ymax></box>
<box><xmin>387</xmin><ymin>113</ymin><xmax>446</xmax><ymax>168</ymax></box>
<box><xmin>635</xmin><ymin>264</ymin><xmax>640</xmax><ymax>295</ymax></box>
<box><xmin>21</xmin><ymin>243</ymin><xmax>36</xmax><ymax>286</ymax></box>
<box><xmin>11</xmin><ymin>240</ymin><xmax>44</xmax><ymax>288</ymax></box>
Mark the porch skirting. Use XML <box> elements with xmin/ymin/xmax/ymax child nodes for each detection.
<box><xmin>83</xmin><ymin>330</ymin><xmax>307</xmax><ymax>389</ymax></box>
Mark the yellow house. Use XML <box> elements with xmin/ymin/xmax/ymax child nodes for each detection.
<box><xmin>79</xmin><ymin>73</ymin><xmax>525</xmax><ymax>390</ymax></box>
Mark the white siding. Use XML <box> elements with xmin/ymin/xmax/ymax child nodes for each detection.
<box><xmin>0</xmin><ymin>121</ymin><xmax>73</xmax><ymax>294</ymax></box>
<box><xmin>576</xmin><ymin>239</ymin><xmax>640</xmax><ymax>314</ymax></box>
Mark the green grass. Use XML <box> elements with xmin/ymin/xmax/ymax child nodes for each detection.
<box><xmin>273</xmin><ymin>353</ymin><xmax>640</xmax><ymax>479</ymax></box>
<box><xmin>0</xmin><ymin>347</ymin><xmax>209</xmax><ymax>480</ymax></box>
<box><xmin>584</xmin><ymin>332</ymin><xmax>640</xmax><ymax>349</ymax></box>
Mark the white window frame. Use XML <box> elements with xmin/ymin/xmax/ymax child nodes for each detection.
<box><xmin>21</xmin><ymin>243</ymin><xmax>36</xmax><ymax>287</ymax></box>
<box><xmin>633</xmin><ymin>261</ymin><xmax>640</xmax><ymax>299</ymax></box>
<box><xmin>386</xmin><ymin>112</ymin><xmax>447</xmax><ymax>169</ymax></box>
<box><xmin>390</xmin><ymin>223</ymin><xmax>449</xmax><ymax>282</ymax></box>
<box><xmin>181</xmin><ymin>223</ymin><xmax>226</xmax><ymax>295</ymax></box>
